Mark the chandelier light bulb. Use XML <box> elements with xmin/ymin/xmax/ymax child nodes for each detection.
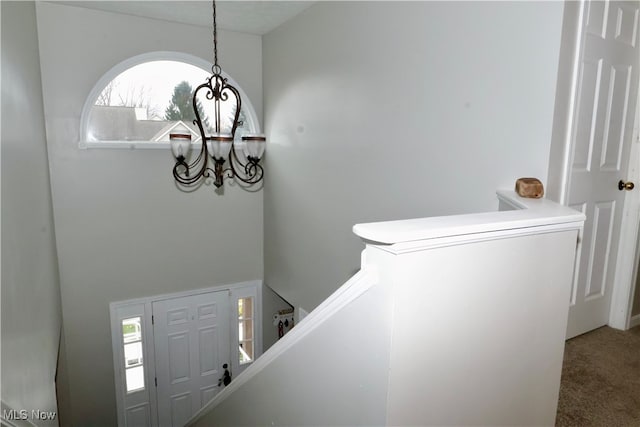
<box><xmin>207</xmin><ymin>133</ymin><xmax>234</xmax><ymax>160</ymax></box>
<box><xmin>242</xmin><ymin>134</ymin><xmax>266</xmax><ymax>160</ymax></box>
<box><xmin>169</xmin><ymin>124</ymin><xmax>192</xmax><ymax>159</ymax></box>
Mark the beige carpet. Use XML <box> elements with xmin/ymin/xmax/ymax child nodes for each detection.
<box><xmin>556</xmin><ymin>325</ymin><xmax>640</xmax><ymax>426</ymax></box>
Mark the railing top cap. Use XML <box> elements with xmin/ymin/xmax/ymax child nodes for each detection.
<box><xmin>352</xmin><ymin>190</ymin><xmax>586</xmax><ymax>245</ymax></box>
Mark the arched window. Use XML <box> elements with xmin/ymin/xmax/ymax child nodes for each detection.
<box><xmin>80</xmin><ymin>52</ymin><xmax>260</xmax><ymax>148</ymax></box>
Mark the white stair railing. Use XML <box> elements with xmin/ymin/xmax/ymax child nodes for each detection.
<box><xmin>187</xmin><ymin>191</ymin><xmax>584</xmax><ymax>427</ymax></box>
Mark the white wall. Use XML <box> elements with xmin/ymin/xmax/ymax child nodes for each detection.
<box><xmin>263</xmin><ymin>1</ymin><xmax>564</xmax><ymax>311</ymax></box>
<box><xmin>35</xmin><ymin>3</ymin><xmax>263</xmax><ymax>425</ymax></box>
<box><xmin>1</xmin><ymin>2</ymin><xmax>62</xmax><ymax>424</ymax></box>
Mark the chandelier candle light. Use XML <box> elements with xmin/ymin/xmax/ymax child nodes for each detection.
<box><xmin>169</xmin><ymin>0</ymin><xmax>266</xmax><ymax>189</ymax></box>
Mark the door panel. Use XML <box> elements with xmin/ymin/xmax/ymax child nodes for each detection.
<box><xmin>153</xmin><ymin>291</ymin><xmax>230</xmax><ymax>427</ymax></box>
<box><xmin>126</xmin><ymin>404</ymin><xmax>151</xmax><ymax>427</ymax></box>
<box><xmin>566</xmin><ymin>0</ymin><xmax>639</xmax><ymax>338</ymax></box>
<box><xmin>168</xmin><ymin>333</ymin><xmax>190</xmax><ymax>383</ymax></box>
<box><xmin>170</xmin><ymin>394</ymin><xmax>191</xmax><ymax>427</ymax></box>
<box><xmin>586</xmin><ymin>201</ymin><xmax>615</xmax><ymax>298</ymax></box>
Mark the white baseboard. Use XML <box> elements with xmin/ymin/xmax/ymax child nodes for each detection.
<box><xmin>630</xmin><ymin>314</ymin><xmax>640</xmax><ymax>329</ymax></box>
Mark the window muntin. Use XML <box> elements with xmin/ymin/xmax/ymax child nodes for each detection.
<box><xmin>122</xmin><ymin>317</ymin><xmax>145</xmax><ymax>393</ymax></box>
<box><xmin>81</xmin><ymin>53</ymin><xmax>259</xmax><ymax>147</ymax></box>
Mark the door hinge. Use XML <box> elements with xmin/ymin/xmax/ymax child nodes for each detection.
<box><xmin>155</xmin><ymin>377</ymin><xmax>157</xmax><ymax>387</ymax></box>
<box><xmin>151</xmin><ymin>315</ymin><xmax>154</xmax><ymax>325</ymax></box>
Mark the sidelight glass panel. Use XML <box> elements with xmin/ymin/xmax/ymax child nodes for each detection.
<box><xmin>238</xmin><ymin>298</ymin><xmax>253</xmax><ymax>320</ymax></box>
<box><xmin>124</xmin><ymin>342</ymin><xmax>144</xmax><ymax>367</ymax></box>
<box><xmin>239</xmin><ymin>341</ymin><xmax>254</xmax><ymax>365</ymax></box>
<box><xmin>122</xmin><ymin>317</ymin><xmax>145</xmax><ymax>393</ymax></box>
<box><xmin>238</xmin><ymin>298</ymin><xmax>254</xmax><ymax>364</ymax></box>
<box><xmin>122</xmin><ymin>317</ymin><xmax>142</xmax><ymax>343</ymax></box>
<box><xmin>239</xmin><ymin>321</ymin><xmax>253</xmax><ymax>341</ymax></box>
<box><xmin>125</xmin><ymin>366</ymin><xmax>145</xmax><ymax>393</ymax></box>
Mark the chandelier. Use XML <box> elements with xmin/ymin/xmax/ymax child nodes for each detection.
<box><xmin>169</xmin><ymin>0</ymin><xmax>266</xmax><ymax>189</ymax></box>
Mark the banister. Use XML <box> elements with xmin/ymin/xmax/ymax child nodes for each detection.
<box><xmin>353</xmin><ymin>190</ymin><xmax>585</xmax><ymax>245</ymax></box>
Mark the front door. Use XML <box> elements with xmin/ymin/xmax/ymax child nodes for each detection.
<box><xmin>153</xmin><ymin>291</ymin><xmax>231</xmax><ymax>427</ymax></box>
<box><xmin>565</xmin><ymin>0</ymin><xmax>639</xmax><ymax>338</ymax></box>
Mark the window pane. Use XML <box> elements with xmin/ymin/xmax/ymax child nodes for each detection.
<box><xmin>122</xmin><ymin>317</ymin><xmax>142</xmax><ymax>343</ymax></box>
<box><xmin>125</xmin><ymin>365</ymin><xmax>145</xmax><ymax>393</ymax></box>
<box><xmin>239</xmin><ymin>320</ymin><xmax>253</xmax><ymax>341</ymax></box>
<box><xmin>238</xmin><ymin>297</ymin><xmax>253</xmax><ymax>320</ymax></box>
<box><xmin>124</xmin><ymin>342</ymin><xmax>143</xmax><ymax>367</ymax></box>
<box><xmin>89</xmin><ymin>61</ymin><xmax>207</xmax><ymax>142</ymax></box>
<box><xmin>239</xmin><ymin>341</ymin><xmax>253</xmax><ymax>365</ymax></box>
<box><xmin>87</xmin><ymin>60</ymin><xmax>253</xmax><ymax>143</ymax></box>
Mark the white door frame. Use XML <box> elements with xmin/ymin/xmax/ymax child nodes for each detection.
<box><xmin>548</xmin><ymin>0</ymin><xmax>640</xmax><ymax>332</ymax></box>
<box><xmin>110</xmin><ymin>280</ymin><xmax>262</xmax><ymax>427</ymax></box>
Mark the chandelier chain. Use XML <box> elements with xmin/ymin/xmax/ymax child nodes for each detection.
<box><xmin>212</xmin><ymin>0</ymin><xmax>218</xmax><ymax>70</ymax></box>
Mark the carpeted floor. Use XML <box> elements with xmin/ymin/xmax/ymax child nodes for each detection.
<box><xmin>556</xmin><ymin>325</ymin><xmax>640</xmax><ymax>426</ymax></box>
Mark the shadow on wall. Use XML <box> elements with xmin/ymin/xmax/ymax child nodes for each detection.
<box><xmin>263</xmin><ymin>284</ymin><xmax>294</xmax><ymax>350</ymax></box>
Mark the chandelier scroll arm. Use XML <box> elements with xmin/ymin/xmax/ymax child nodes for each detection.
<box><xmin>226</xmin><ymin>144</ymin><xmax>264</xmax><ymax>185</ymax></box>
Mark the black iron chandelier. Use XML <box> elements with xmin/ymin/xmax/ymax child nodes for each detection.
<box><xmin>169</xmin><ymin>0</ymin><xmax>265</xmax><ymax>189</ymax></box>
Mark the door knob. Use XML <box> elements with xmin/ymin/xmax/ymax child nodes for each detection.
<box><xmin>218</xmin><ymin>363</ymin><xmax>232</xmax><ymax>387</ymax></box>
<box><xmin>618</xmin><ymin>180</ymin><xmax>635</xmax><ymax>191</ymax></box>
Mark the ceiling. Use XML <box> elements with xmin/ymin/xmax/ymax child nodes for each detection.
<box><xmin>51</xmin><ymin>1</ymin><xmax>315</xmax><ymax>35</ymax></box>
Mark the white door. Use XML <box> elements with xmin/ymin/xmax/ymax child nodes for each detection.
<box><xmin>153</xmin><ymin>291</ymin><xmax>231</xmax><ymax>427</ymax></box>
<box><xmin>566</xmin><ymin>0</ymin><xmax>640</xmax><ymax>338</ymax></box>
